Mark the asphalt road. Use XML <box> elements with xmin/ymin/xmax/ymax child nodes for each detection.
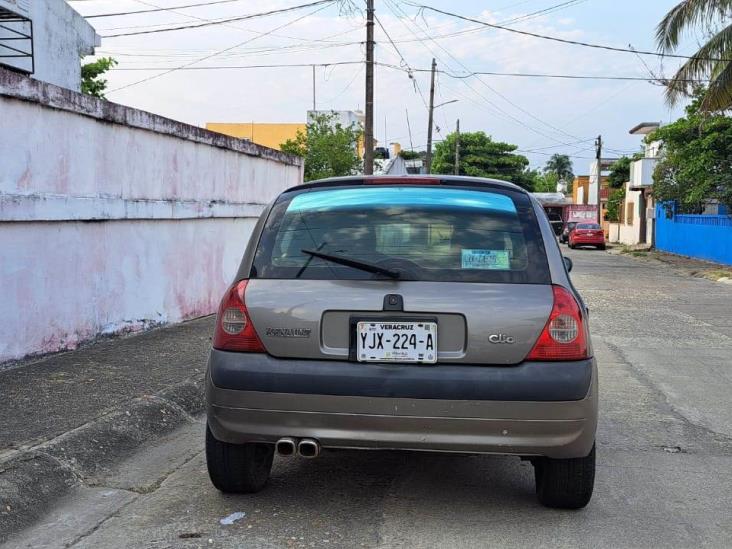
<box><xmin>7</xmin><ymin>248</ymin><xmax>732</xmax><ymax>549</ymax></box>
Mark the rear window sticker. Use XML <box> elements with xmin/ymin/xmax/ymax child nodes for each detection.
<box><xmin>461</xmin><ymin>249</ymin><xmax>510</xmax><ymax>270</ymax></box>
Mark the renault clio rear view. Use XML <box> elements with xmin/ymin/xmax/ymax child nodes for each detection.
<box><xmin>205</xmin><ymin>176</ymin><xmax>598</xmax><ymax>509</ymax></box>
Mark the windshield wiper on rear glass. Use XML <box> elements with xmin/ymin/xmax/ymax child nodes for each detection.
<box><xmin>300</xmin><ymin>249</ymin><xmax>400</xmax><ymax>279</ymax></box>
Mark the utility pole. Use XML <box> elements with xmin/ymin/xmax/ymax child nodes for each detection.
<box><xmin>405</xmin><ymin>108</ymin><xmax>414</xmax><ymax>151</ymax></box>
<box><xmin>595</xmin><ymin>134</ymin><xmax>603</xmax><ymax>223</ymax></box>
<box><xmin>312</xmin><ymin>65</ymin><xmax>316</xmax><ymax>111</ymax></box>
<box><xmin>364</xmin><ymin>0</ymin><xmax>375</xmax><ymax>175</ymax></box>
<box><xmin>425</xmin><ymin>58</ymin><xmax>437</xmax><ymax>174</ymax></box>
<box><xmin>454</xmin><ymin>118</ymin><xmax>460</xmax><ymax>175</ymax></box>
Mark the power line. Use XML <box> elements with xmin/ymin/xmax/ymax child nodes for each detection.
<box><xmin>101</xmin><ymin>0</ymin><xmax>334</xmax><ymax>38</ymax></box>
<box><xmin>372</xmin><ymin>12</ymin><xmax>428</xmax><ymax>107</ymax></box>
<box><xmin>324</xmin><ymin>64</ymin><xmax>363</xmax><ymax>104</ymax></box>
<box><xmin>403</xmin><ymin>1</ymin><xmax>729</xmax><ymax>62</ymax></box>
<box><xmin>108</xmin><ymin>59</ymin><xmax>708</xmax><ymax>84</ymax></box>
<box><xmin>107</xmin><ymin>2</ymin><xmax>333</xmax><ymax>93</ymax></box>
<box><xmin>85</xmin><ymin>0</ymin><xmax>245</xmax><ymax>18</ymax></box>
<box><xmin>400</xmin><ymin>67</ymin><xmax>708</xmax><ymax>83</ymax></box>
<box><xmin>111</xmin><ymin>61</ymin><xmax>365</xmax><ymax>70</ymax></box>
<box><xmin>383</xmin><ymin>0</ymin><xmax>541</xmax><ymax>137</ymax></box>
<box><xmin>100</xmin><ymin>41</ymin><xmax>362</xmax><ymax>62</ymax></box>
<box><xmin>520</xmin><ymin>139</ymin><xmax>595</xmax><ymax>153</ymax></box>
<box><xmin>388</xmin><ymin>0</ymin><xmax>589</xmax><ymax>147</ymax></box>
<box><xmin>517</xmin><ymin>149</ymin><xmax>597</xmax><ymax>160</ymax></box>
<box><xmin>393</xmin><ymin>1</ymin><xmax>590</xmax><ymax>144</ymax></box>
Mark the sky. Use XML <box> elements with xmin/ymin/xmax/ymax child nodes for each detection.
<box><xmin>70</xmin><ymin>0</ymin><xmax>694</xmax><ymax>172</ymax></box>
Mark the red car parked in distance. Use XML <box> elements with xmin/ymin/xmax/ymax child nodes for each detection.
<box><xmin>569</xmin><ymin>223</ymin><xmax>606</xmax><ymax>250</ymax></box>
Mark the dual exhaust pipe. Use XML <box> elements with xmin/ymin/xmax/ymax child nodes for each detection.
<box><xmin>276</xmin><ymin>437</ymin><xmax>320</xmax><ymax>459</ymax></box>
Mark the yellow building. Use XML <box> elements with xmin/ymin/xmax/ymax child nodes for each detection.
<box><xmin>207</xmin><ymin>111</ymin><xmax>367</xmax><ymax>155</ymax></box>
<box><xmin>205</xmin><ymin>123</ymin><xmax>305</xmax><ymax>151</ymax></box>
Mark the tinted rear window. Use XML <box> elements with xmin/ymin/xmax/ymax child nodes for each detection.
<box><xmin>252</xmin><ymin>185</ymin><xmax>550</xmax><ymax>284</ymax></box>
<box><xmin>577</xmin><ymin>223</ymin><xmax>601</xmax><ymax>229</ymax></box>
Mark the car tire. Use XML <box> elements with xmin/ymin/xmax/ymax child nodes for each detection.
<box><xmin>206</xmin><ymin>424</ymin><xmax>274</xmax><ymax>494</ymax></box>
<box><xmin>598</xmin><ymin>244</ymin><xmax>606</xmax><ymax>250</ymax></box>
<box><xmin>568</xmin><ymin>243</ymin><xmax>575</xmax><ymax>249</ymax></box>
<box><xmin>533</xmin><ymin>444</ymin><xmax>595</xmax><ymax>509</ymax></box>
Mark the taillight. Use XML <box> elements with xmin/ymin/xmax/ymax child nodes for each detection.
<box><xmin>212</xmin><ymin>280</ymin><xmax>265</xmax><ymax>353</ymax></box>
<box><xmin>526</xmin><ymin>286</ymin><xmax>588</xmax><ymax>361</ymax></box>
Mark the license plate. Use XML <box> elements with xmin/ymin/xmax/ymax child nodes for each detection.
<box><xmin>356</xmin><ymin>321</ymin><xmax>437</xmax><ymax>363</ymax></box>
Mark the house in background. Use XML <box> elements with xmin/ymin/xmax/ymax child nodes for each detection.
<box><xmin>205</xmin><ymin>122</ymin><xmax>305</xmax><ymax>151</ymax></box>
<box><xmin>0</xmin><ymin>0</ymin><xmax>99</xmax><ymax>92</ymax></box>
<box><xmin>607</xmin><ymin>122</ymin><xmax>660</xmax><ymax>246</ymax></box>
<box><xmin>207</xmin><ymin>110</ymin><xmax>367</xmax><ymax>155</ymax></box>
<box><xmin>572</xmin><ymin>171</ymin><xmax>610</xmax><ymax>234</ymax></box>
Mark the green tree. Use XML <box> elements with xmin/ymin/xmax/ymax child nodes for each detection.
<box><xmin>603</xmin><ymin>156</ymin><xmax>632</xmax><ymax>222</ymax></box>
<box><xmin>533</xmin><ymin>172</ymin><xmax>560</xmax><ymax>193</ymax></box>
<box><xmin>432</xmin><ymin>131</ymin><xmax>534</xmax><ymax>190</ymax></box>
<box><xmin>398</xmin><ymin>149</ymin><xmax>422</xmax><ymax>160</ymax></box>
<box><xmin>650</xmin><ymin>90</ymin><xmax>732</xmax><ymax>213</ymax></box>
<box><xmin>607</xmin><ymin>156</ymin><xmax>632</xmax><ymax>189</ymax></box>
<box><xmin>656</xmin><ymin>1</ymin><xmax>732</xmax><ymax>111</ymax></box>
<box><xmin>281</xmin><ymin>113</ymin><xmax>362</xmax><ymax>181</ymax></box>
<box><xmin>605</xmin><ymin>188</ymin><xmax>626</xmax><ymax>222</ymax></box>
<box><xmin>81</xmin><ymin>57</ymin><xmax>117</xmax><ymax>99</ymax></box>
<box><xmin>543</xmin><ymin>154</ymin><xmax>574</xmax><ymax>186</ymax></box>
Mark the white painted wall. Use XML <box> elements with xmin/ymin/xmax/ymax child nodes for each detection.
<box><xmin>0</xmin><ymin>0</ymin><xmax>99</xmax><ymax>91</ymax></box>
<box><xmin>0</xmin><ymin>68</ymin><xmax>303</xmax><ymax>363</ymax></box>
<box><xmin>629</xmin><ymin>157</ymin><xmax>657</xmax><ymax>189</ymax></box>
<box><xmin>616</xmin><ymin>183</ymin><xmax>644</xmax><ymax>245</ymax></box>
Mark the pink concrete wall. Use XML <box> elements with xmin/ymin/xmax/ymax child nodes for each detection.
<box><xmin>0</xmin><ymin>218</ymin><xmax>256</xmax><ymax>360</ymax></box>
<box><xmin>0</xmin><ymin>68</ymin><xmax>303</xmax><ymax>363</ymax></box>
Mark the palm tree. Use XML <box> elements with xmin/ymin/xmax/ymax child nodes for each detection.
<box><xmin>657</xmin><ymin>1</ymin><xmax>732</xmax><ymax>111</ymax></box>
<box><xmin>544</xmin><ymin>154</ymin><xmax>574</xmax><ymax>183</ymax></box>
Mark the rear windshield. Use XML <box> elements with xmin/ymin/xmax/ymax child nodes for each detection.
<box><xmin>577</xmin><ymin>223</ymin><xmax>601</xmax><ymax>229</ymax></box>
<box><xmin>252</xmin><ymin>185</ymin><xmax>550</xmax><ymax>284</ymax></box>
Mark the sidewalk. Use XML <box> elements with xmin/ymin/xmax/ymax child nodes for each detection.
<box><xmin>608</xmin><ymin>245</ymin><xmax>732</xmax><ymax>283</ymax></box>
<box><xmin>0</xmin><ymin>316</ymin><xmax>214</xmax><ymax>541</ymax></box>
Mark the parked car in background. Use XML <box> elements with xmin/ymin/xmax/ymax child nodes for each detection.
<box><xmin>547</xmin><ymin>211</ymin><xmax>564</xmax><ymax>236</ymax></box>
<box><xmin>569</xmin><ymin>223</ymin><xmax>606</xmax><ymax>250</ymax></box>
<box><xmin>560</xmin><ymin>222</ymin><xmax>578</xmax><ymax>244</ymax></box>
<box><xmin>205</xmin><ymin>175</ymin><xmax>598</xmax><ymax>509</ymax></box>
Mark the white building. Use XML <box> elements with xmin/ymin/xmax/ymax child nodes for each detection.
<box><xmin>307</xmin><ymin>109</ymin><xmax>365</xmax><ymax>129</ymax></box>
<box><xmin>0</xmin><ymin>0</ymin><xmax>99</xmax><ymax>92</ymax></box>
<box><xmin>608</xmin><ymin>122</ymin><xmax>660</xmax><ymax>246</ymax></box>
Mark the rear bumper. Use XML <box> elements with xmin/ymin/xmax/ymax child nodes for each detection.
<box><xmin>206</xmin><ymin>352</ymin><xmax>598</xmax><ymax>459</ymax></box>
<box><xmin>571</xmin><ymin>236</ymin><xmax>605</xmax><ymax>245</ymax></box>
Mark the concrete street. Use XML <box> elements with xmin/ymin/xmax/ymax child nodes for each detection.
<box><xmin>6</xmin><ymin>248</ymin><xmax>732</xmax><ymax>549</ymax></box>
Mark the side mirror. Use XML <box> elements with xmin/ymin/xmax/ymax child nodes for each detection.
<box><xmin>563</xmin><ymin>256</ymin><xmax>573</xmax><ymax>273</ymax></box>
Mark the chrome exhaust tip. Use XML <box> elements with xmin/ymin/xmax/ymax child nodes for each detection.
<box><xmin>297</xmin><ymin>438</ymin><xmax>320</xmax><ymax>459</ymax></box>
<box><xmin>276</xmin><ymin>437</ymin><xmax>297</xmax><ymax>456</ymax></box>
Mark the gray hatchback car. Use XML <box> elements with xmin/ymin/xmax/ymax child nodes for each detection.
<box><xmin>205</xmin><ymin>175</ymin><xmax>597</xmax><ymax>509</ymax></box>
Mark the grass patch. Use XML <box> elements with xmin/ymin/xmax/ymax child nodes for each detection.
<box><xmin>701</xmin><ymin>269</ymin><xmax>732</xmax><ymax>281</ymax></box>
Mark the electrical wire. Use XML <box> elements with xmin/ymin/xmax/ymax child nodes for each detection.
<box><xmin>111</xmin><ymin>61</ymin><xmax>364</xmax><ymax>70</ymax></box>
<box><xmin>373</xmin><ymin>12</ymin><xmax>428</xmax><ymax>108</ymax></box>
<box><xmin>106</xmin><ymin>1</ymin><xmax>333</xmax><ymax>93</ymax></box>
<box><xmin>101</xmin><ymin>0</ymin><xmax>334</xmax><ymax>38</ymax></box>
<box><xmin>388</xmin><ymin>0</ymin><xmax>591</xmax><ymax>148</ymax></box>
<box><xmin>85</xmin><ymin>0</ymin><xmax>245</xmax><ymax>18</ymax></box>
<box><xmin>403</xmin><ymin>1</ymin><xmax>729</xmax><ymax>62</ymax></box>
<box><xmin>383</xmin><ymin>0</ymin><xmax>534</xmax><ymax>135</ymax></box>
<box><xmin>108</xmin><ymin>59</ymin><xmax>708</xmax><ymax>84</ymax></box>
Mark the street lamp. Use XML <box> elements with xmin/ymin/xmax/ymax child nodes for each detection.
<box><xmin>434</xmin><ymin>99</ymin><xmax>459</xmax><ymax>110</ymax></box>
<box><xmin>426</xmin><ymin>99</ymin><xmax>458</xmax><ymax>173</ymax></box>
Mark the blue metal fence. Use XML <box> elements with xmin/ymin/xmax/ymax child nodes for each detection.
<box><xmin>655</xmin><ymin>204</ymin><xmax>732</xmax><ymax>265</ymax></box>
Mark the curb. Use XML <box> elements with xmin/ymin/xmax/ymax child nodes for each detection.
<box><xmin>0</xmin><ymin>373</ymin><xmax>205</xmax><ymax>542</ymax></box>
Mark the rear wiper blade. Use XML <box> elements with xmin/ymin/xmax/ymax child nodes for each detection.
<box><xmin>301</xmin><ymin>249</ymin><xmax>400</xmax><ymax>279</ymax></box>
